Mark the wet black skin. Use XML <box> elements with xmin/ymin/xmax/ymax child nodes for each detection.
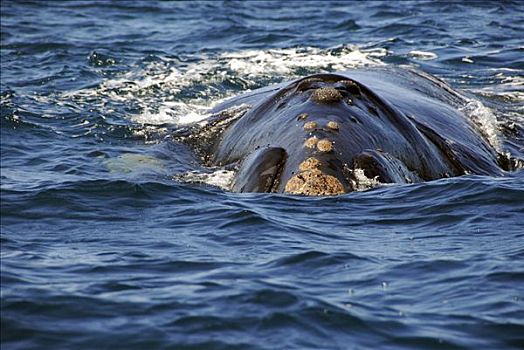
<box><xmin>195</xmin><ymin>67</ymin><xmax>504</xmax><ymax>194</ymax></box>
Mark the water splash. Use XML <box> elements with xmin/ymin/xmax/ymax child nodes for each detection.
<box><xmin>351</xmin><ymin>168</ymin><xmax>383</xmax><ymax>191</ymax></box>
<box><xmin>408</xmin><ymin>50</ymin><xmax>438</xmax><ymax>61</ymax></box>
<box><xmin>460</xmin><ymin>99</ymin><xmax>501</xmax><ymax>152</ymax></box>
<box><xmin>59</xmin><ymin>45</ymin><xmax>385</xmax><ymax>129</ymax></box>
<box><xmin>223</xmin><ymin>45</ymin><xmax>386</xmax><ymax>76</ymax></box>
<box><xmin>174</xmin><ymin>169</ymin><xmax>236</xmax><ymax>190</ymax></box>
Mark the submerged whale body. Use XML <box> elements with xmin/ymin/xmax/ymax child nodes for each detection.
<box><xmin>181</xmin><ymin>67</ymin><xmax>505</xmax><ymax>196</ymax></box>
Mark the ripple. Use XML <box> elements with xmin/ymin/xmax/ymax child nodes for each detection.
<box><xmin>2</xmin><ymin>1</ymin><xmax>524</xmax><ymax>349</ymax></box>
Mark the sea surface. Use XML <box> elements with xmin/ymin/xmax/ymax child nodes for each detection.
<box><xmin>1</xmin><ymin>1</ymin><xmax>524</xmax><ymax>349</ymax></box>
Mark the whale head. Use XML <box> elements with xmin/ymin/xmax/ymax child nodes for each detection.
<box><xmin>211</xmin><ymin>73</ymin><xmax>453</xmax><ymax>195</ymax></box>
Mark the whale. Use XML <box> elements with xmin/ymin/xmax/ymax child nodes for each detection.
<box><xmin>178</xmin><ymin>67</ymin><xmax>506</xmax><ymax>196</ymax></box>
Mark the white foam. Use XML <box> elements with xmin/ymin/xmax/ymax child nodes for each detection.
<box><xmin>408</xmin><ymin>50</ymin><xmax>438</xmax><ymax>61</ymax></box>
<box><xmin>133</xmin><ymin>102</ymin><xmax>211</xmax><ymax>125</ymax></box>
<box><xmin>460</xmin><ymin>68</ymin><xmax>524</xmax><ymax>154</ymax></box>
<box><xmin>58</xmin><ymin>45</ymin><xmax>385</xmax><ymax>131</ymax></box>
<box><xmin>351</xmin><ymin>168</ymin><xmax>383</xmax><ymax>191</ymax></box>
<box><xmin>175</xmin><ymin>169</ymin><xmax>235</xmax><ymax>191</ymax></box>
<box><xmin>223</xmin><ymin>46</ymin><xmax>385</xmax><ymax>76</ymax></box>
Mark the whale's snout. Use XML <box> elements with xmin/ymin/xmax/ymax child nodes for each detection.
<box><xmin>282</xmin><ymin>114</ymin><xmax>352</xmax><ymax>196</ymax></box>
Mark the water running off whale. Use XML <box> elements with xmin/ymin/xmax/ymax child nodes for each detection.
<box><xmin>176</xmin><ymin>66</ymin><xmax>510</xmax><ymax>196</ymax></box>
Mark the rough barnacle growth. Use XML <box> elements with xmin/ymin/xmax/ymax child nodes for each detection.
<box><xmin>299</xmin><ymin>157</ymin><xmax>321</xmax><ymax>171</ymax></box>
<box><xmin>304</xmin><ymin>121</ymin><xmax>318</xmax><ymax>130</ymax></box>
<box><xmin>326</xmin><ymin>121</ymin><xmax>339</xmax><ymax>131</ymax></box>
<box><xmin>341</xmin><ymin>80</ymin><xmax>361</xmax><ymax>94</ymax></box>
<box><xmin>304</xmin><ymin>136</ymin><xmax>319</xmax><ymax>149</ymax></box>
<box><xmin>311</xmin><ymin>87</ymin><xmax>343</xmax><ymax>104</ymax></box>
<box><xmin>317</xmin><ymin>139</ymin><xmax>333</xmax><ymax>152</ymax></box>
<box><xmin>284</xmin><ymin>169</ymin><xmax>345</xmax><ymax>196</ymax></box>
<box><xmin>297</xmin><ymin>113</ymin><xmax>308</xmax><ymax>121</ymax></box>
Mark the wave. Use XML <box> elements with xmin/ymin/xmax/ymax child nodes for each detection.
<box><xmin>55</xmin><ymin>45</ymin><xmax>385</xmax><ymax>127</ymax></box>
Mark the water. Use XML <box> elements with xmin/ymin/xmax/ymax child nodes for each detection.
<box><xmin>1</xmin><ymin>1</ymin><xmax>524</xmax><ymax>349</ymax></box>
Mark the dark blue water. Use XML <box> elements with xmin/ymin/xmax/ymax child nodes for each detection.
<box><xmin>1</xmin><ymin>1</ymin><xmax>524</xmax><ymax>349</ymax></box>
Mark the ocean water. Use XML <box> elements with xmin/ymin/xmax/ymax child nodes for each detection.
<box><xmin>1</xmin><ymin>1</ymin><xmax>524</xmax><ymax>349</ymax></box>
